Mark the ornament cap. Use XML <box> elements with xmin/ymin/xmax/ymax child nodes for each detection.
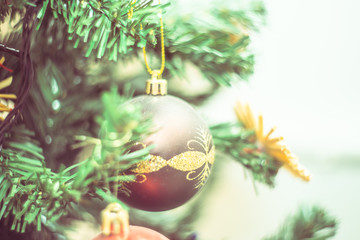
<box><xmin>146</xmin><ymin>70</ymin><xmax>167</xmax><ymax>96</ymax></box>
<box><xmin>101</xmin><ymin>203</ymin><xmax>129</xmax><ymax>239</ymax></box>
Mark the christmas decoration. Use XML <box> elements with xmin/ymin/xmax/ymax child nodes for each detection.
<box><xmin>92</xmin><ymin>203</ymin><xmax>169</xmax><ymax>240</ymax></box>
<box><xmin>1</xmin><ymin>1</ymin><xmax>340</xmax><ymax>240</ymax></box>
<box><xmin>234</xmin><ymin>101</ymin><xmax>311</xmax><ymax>181</ymax></box>
<box><xmin>0</xmin><ymin>56</ymin><xmax>16</xmax><ymax>122</ymax></box>
<box><xmin>115</xmin><ymin>3</ymin><xmax>215</xmax><ymax>211</ymax></box>
<box><xmin>117</xmin><ymin>74</ymin><xmax>215</xmax><ymax>211</ymax></box>
<box><xmin>0</xmin><ymin>98</ymin><xmax>15</xmax><ymax>121</ymax></box>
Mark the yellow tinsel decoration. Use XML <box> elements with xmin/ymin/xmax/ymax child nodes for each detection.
<box><xmin>0</xmin><ymin>56</ymin><xmax>17</xmax><ymax>121</ymax></box>
<box><xmin>235</xmin><ymin>101</ymin><xmax>311</xmax><ymax>182</ymax></box>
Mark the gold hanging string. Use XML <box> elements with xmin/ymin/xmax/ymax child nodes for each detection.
<box><xmin>127</xmin><ymin>0</ymin><xmax>136</xmax><ymax>19</ymax></box>
<box><xmin>129</xmin><ymin>0</ymin><xmax>166</xmax><ymax>78</ymax></box>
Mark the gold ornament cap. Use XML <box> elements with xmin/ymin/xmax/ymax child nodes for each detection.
<box><xmin>146</xmin><ymin>70</ymin><xmax>167</xmax><ymax>96</ymax></box>
<box><xmin>101</xmin><ymin>203</ymin><xmax>129</xmax><ymax>238</ymax></box>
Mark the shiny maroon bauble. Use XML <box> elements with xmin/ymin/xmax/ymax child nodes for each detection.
<box><xmin>93</xmin><ymin>225</ymin><xmax>169</xmax><ymax>240</ymax></box>
<box><xmin>117</xmin><ymin>95</ymin><xmax>215</xmax><ymax>211</ymax></box>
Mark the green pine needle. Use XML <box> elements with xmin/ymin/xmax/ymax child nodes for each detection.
<box><xmin>210</xmin><ymin>122</ymin><xmax>282</xmax><ymax>187</ymax></box>
<box><xmin>263</xmin><ymin>205</ymin><xmax>338</xmax><ymax>240</ymax></box>
<box><xmin>0</xmin><ymin>88</ymin><xmax>152</xmax><ymax>233</ymax></box>
<box><xmin>35</xmin><ymin>0</ymin><xmax>161</xmax><ymax>60</ymax></box>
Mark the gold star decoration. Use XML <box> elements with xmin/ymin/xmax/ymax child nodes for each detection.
<box><xmin>234</xmin><ymin>101</ymin><xmax>311</xmax><ymax>181</ymax></box>
<box><xmin>0</xmin><ymin>56</ymin><xmax>17</xmax><ymax>121</ymax></box>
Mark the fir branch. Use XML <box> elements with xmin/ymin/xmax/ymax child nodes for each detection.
<box><xmin>2</xmin><ymin>0</ymin><xmax>265</xmax><ymax>88</ymax></box>
<box><xmin>164</xmin><ymin>3</ymin><xmax>266</xmax><ymax>86</ymax></box>
<box><xmin>35</xmin><ymin>0</ymin><xmax>166</xmax><ymax>60</ymax></box>
<box><xmin>0</xmin><ymin>88</ymin><xmax>152</xmax><ymax>233</ymax></box>
<box><xmin>210</xmin><ymin>122</ymin><xmax>281</xmax><ymax>187</ymax></box>
<box><xmin>2</xmin><ymin>0</ymin><xmax>264</xmax><ymax>87</ymax></box>
<box><xmin>263</xmin><ymin>205</ymin><xmax>338</xmax><ymax>240</ymax></box>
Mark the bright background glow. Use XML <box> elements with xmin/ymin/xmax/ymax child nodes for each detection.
<box><xmin>197</xmin><ymin>0</ymin><xmax>360</xmax><ymax>239</ymax></box>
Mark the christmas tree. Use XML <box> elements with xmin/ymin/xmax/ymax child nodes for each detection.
<box><xmin>0</xmin><ymin>0</ymin><xmax>338</xmax><ymax>239</ymax></box>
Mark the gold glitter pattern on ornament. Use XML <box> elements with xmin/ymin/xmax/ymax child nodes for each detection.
<box><xmin>186</xmin><ymin>146</ymin><xmax>215</xmax><ymax>189</ymax></box>
<box><xmin>167</xmin><ymin>151</ymin><xmax>206</xmax><ymax>171</ymax></box>
<box><xmin>187</xmin><ymin>126</ymin><xmax>212</xmax><ymax>154</ymax></box>
<box><xmin>208</xmin><ymin>143</ymin><xmax>215</xmax><ymax>165</ymax></box>
<box><xmin>132</xmin><ymin>155</ymin><xmax>167</xmax><ymax>173</ymax></box>
<box><xmin>117</xmin><ymin>173</ymin><xmax>148</xmax><ymax>197</ymax></box>
<box><xmin>126</xmin><ymin>126</ymin><xmax>215</xmax><ymax>189</ymax></box>
<box><xmin>117</xmin><ymin>173</ymin><xmax>136</xmax><ymax>197</ymax></box>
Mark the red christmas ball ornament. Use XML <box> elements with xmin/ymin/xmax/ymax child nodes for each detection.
<box><xmin>92</xmin><ymin>203</ymin><xmax>169</xmax><ymax>240</ymax></box>
<box><xmin>93</xmin><ymin>226</ymin><xmax>169</xmax><ymax>240</ymax></box>
<box><xmin>116</xmin><ymin>76</ymin><xmax>215</xmax><ymax>211</ymax></box>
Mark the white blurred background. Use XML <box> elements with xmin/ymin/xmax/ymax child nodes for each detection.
<box><xmin>196</xmin><ymin>0</ymin><xmax>360</xmax><ymax>239</ymax></box>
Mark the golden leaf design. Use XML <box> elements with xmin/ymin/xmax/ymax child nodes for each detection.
<box><xmin>122</xmin><ymin>126</ymin><xmax>215</xmax><ymax>190</ymax></box>
<box><xmin>187</xmin><ymin>126</ymin><xmax>212</xmax><ymax>153</ymax></box>
<box><xmin>207</xmin><ymin>146</ymin><xmax>215</xmax><ymax>165</ymax></box>
<box><xmin>131</xmin><ymin>155</ymin><xmax>167</xmax><ymax>173</ymax></box>
<box><xmin>116</xmin><ymin>174</ymin><xmax>147</xmax><ymax>197</ymax></box>
<box><xmin>186</xmin><ymin>162</ymin><xmax>212</xmax><ymax>189</ymax></box>
<box><xmin>167</xmin><ymin>151</ymin><xmax>207</xmax><ymax>171</ymax></box>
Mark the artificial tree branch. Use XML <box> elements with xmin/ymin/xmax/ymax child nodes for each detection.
<box><xmin>0</xmin><ymin>88</ymin><xmax>152</xmax><ymax>233</ymax></box>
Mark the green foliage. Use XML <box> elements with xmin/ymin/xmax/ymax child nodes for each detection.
<box><xmin>23</xmin><ymin>56</ymin><xmax>101</xmax><ymax>169</ymax></box>
<box><xmin>0</xmin><ymin>88</ymin><xmax>152</xmax><ymax>232</ymax></box>
<box><xmin>0</xmin><ymin>125</ymin><xmax>59</xmax><ymax>233</ymax></box>
<box><xmin>164</xmin><ymin>2</ymin><xmax>266</xmax><ymax>86</ymax></box>
<box><xmin>0</xmin><ymin>0</ymin><xmax>331</xmax><ymax>239</ymax></box>
<box><xmin>36</xmin><ymin>0</ymin><xmax>167</xmax><ymax>60</ymax></box>
<box><xmin>263</xmin><ymin>205</ymin><xmax>338</xmax><ymax>240</ymax></box>
<box><xmin>2</xmin><ymin>0</ymin><xmax>264</xmax><ymax>90</ymax></box>
<box><xmin>210</xmin><ymin>122</ymin><xmax>282</xmax><ymax>187</ymax></box>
